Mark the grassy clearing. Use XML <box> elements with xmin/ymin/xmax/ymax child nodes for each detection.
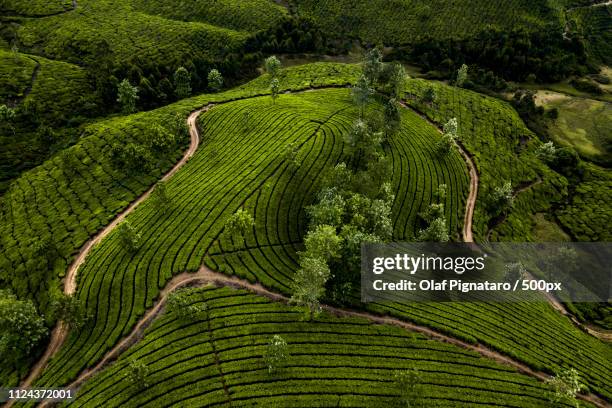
<box><xmin>536</xmin><ymin>91</ymin><xmax>611</xmax><ymax>164</ymax></box>
<box><xmin>67</xmin><ymin>286</ymin><xmax>570</xmax><ymax>408</ymax></box>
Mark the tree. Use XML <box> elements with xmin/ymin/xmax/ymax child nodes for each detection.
<box><xmin>436</xmin><ymin>133</ymin><xmax>455</xmax><ymax>156</ymax></box>
<box><xmin>50</xmin><ymin>293</ymin><xmax>88</xmax><ymax>330</ymax></box>
<box><xmin>346</xmin><ymin>119</ymin><xmax>383</xmax><ymax>168</ymax></box>
<box><xmin>0</xmin><ymin>104</ymin><xmax>16</xmax><ymax>134</ymax></box>
<box><xmin>490</xmin><ymin>181</ymin><xmax>514</xmax><ymax>215</ymax></box>
<box><xmin>291</xmin><ymin>256</ymin><xmax>330</xmax><ymax>319</ymax></box>
<box><xmin>173</xmin><ymin>66</ymin><xmax>192</xmax><ymax>99</ymax></box>
<box><xmin>148</xmin><ymin>124</ymin><xmax>176</xmax><ymax>154</ymax></box>
<box><xmin>536</xmin><ymin>141</ymin><xmax>556</xmax><ymax>164</ymax></box>
<box><xmin>126</xmin><ymin>359</ymin><xmax>149</xmax><ymax>390</ymax></box>
<box><xmin>443</xmin><ymin>117</ymin><xmax>458</xmax><ymax>137</ymax></box>
<box><xmin>118</xmin><ymin>221</ymin><xmax>141</xmax><ymax>252</ymax></box>
<box><xmin>270</xmin><ymin>78</ymin><xmax>280</xmax><ymax>104</ymax></box>
<box><xmin>0</xmin><ymin>290</ymin><xmax>48</xmax><ymax>365</ymax></box>
<box><xmin>117</xmin><ymin>79</ymin><xmax>139</xmax><ymax>113</ymax></box>
<box><xmin>151</xmin><ymin>180</ymin><xmax>171</xmax><ymax>212</ymax></box>
<box><xmin>225</xmin><ymin>209</ymin><xmax>255</xmax><ymax>242</ymax></box>
<box><xmin>418</xmin><ymin>217</ymin><xmax>449</xmax><ymax>242</ymax></box>
<box><xmin>263</xmin><ymin>335</ymin><xmax>288</xmax><ymax>374</ymax></box>
<box><xmin>264</xmin><ymin>55</ymin><xmax>281</xmax><ymax>78</ymax></box>
<box><xmin>170</xmin><ymin>112</ymin><xmax>188</xmax><ymax>139</ymax></box>
<box><xmin>393</xmin><ymin>369</ymin><xmax>423</xmax><ymax>407</ymax></box>
<box><xmin>421</xmin><ymin>86</ymin><xmax>436</xmax><ymax>105</ymax></box>
<box><xmin>303</xmin><ymin>224</ymin><xmax>342</xmax><ymax>261</ymax></box>
<box><xmin>207</xmin><ymin>69</ymin><xmax>223</xmax><ymax>92</ymax></box>
<box><xmin>504</xmin><ymin>262</ymin><xmax>526</xmax><ymax>284</ymax></box>
<box><xmin>383</xmin><ymin>97</ymin><xmax>401</xmax><ymax>136</ymax></box>
<box><xmin>456</xmin><ymin>64</ymin><xmax>469</xmax><ymax>87</ymax></box>
<box><xmin>351</xmin><ymin>75</ymin><xmax>372</xmax><ymax>118</ymax></box>
<box><xmin>307</xmin><ymin>188</ymin><xmax>346</xmax><ymax>228</ymax></box>
<box><xmin>547</xmin><ymin>368</ymin><xmax>584</xmax><ymax>408</ymax></box>
<box><xmin>387</xmin><ymin>62</ymin><xmax>406</xmax><ymax>98</ymax></box>
<box><xmin>363</xmin><ymin>48</ymin><xmax>383</xmax><ymax>85</ymax></box>
<box><xmin>166</xmin><ymin>288</ymin><xmax>207</xmax><ymax>320</ymax></box>
<box><xmin>282</xmin><ymin>142</ymin><xmax>301</xmax><ymax>173</ymax></box>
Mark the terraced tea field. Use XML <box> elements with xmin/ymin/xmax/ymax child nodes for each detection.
<box><xmin>29</xmin><ymin>87</ymin><xmax>468</xmax><ymax>389</ymax></box>
<box><xmin>66</xmin><ymin>286</ymin><xmax>576</xmax><ymax>408</ymax></box>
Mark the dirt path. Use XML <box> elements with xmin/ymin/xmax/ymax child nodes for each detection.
<box><xmin>398</xmin><ymin>101</ymin><xmax>479</xmax><ymax>242</ymax></box>
<box><xmin>11</xmin><ymin>105</ymin><xmax>208</xmax><ymax>404</ymax></box>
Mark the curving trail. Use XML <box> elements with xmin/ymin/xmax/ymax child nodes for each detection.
<box><xmin>14</xmin><ymin>88</ymin><xmax>608</xmax><ymax>408</ymax></box>
<box><xmin>398</xmin><ymin>100</ymin><xmax>478</xmax><ymax>242</ymax></box>
<box><xmin>11</xmin><ymin>105</ymin><xmax>209</xmax><ymax>404</ymax></box>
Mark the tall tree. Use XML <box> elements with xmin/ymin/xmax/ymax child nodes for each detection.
<box><xmin>264</xmin><ymin>55</ymin><xmax>282</xmax><ymax>78</ymax></box>
<box><xmin>117</xmin><ymin>79</ymin><xmax>139</xmax><ymax>113</ymax></box>
<box><xmin>51</xmin><ymin>293</ymin><xmax>88</xmax><ymax>330</ymax></box>
<box><xmin>456</xmin><ymin>64</ymin><xmax>469</xmax><ymax>87</ymax></box>
<box><xmin>126</xmin><ymin>359</ymin><xmax>149</xmax><ymax>390</ymax></box>
<box><xmin>263</xmin><ymin>335</ymin><xmax>289</xmax><ymax>374</ymax></box>
<box><xmin>489</xmin><ymin>181</ymin><xmax>514</xmax><ymax>216</ymax></box>
<box><xmin>393</xmin><ymin>368</ymin><xmax>423</xmax><ymax>407</ymax></box>
<box><xmin>290</xmin><ymin>256</ymin><xmax>330</xmax><ymax>319</ymax></box>
<box><xmin>0</xmin><ymin>104</ymin><xmax>16</xmax><ymax>134</ymax></box>
<box><xmin>118</xmin><ymin>221</ymin><xmax>141</xmax><ymax>252</ymax></box>
<box><xmin>270</xmin><ymin>78</ymin><xmax>280</xmax><ymax>104</ymax></box>
<box><xmin>0</xmin><ymin>290</ymin><xmax>48</xmax><ymax>365</ymax></box>
<box><xmin>166</xmin><ymin>288</ymin><xmax>207</xmax><ymax>321</ymax></box>
<box><xmin>351</xmin><ymin>75</ymin><xmax>372</xmax><ymax>118</ymax></box>
<box><xmin>174</xmin><ymin>66</ymin><xmax>192</xmax><ymax>99</ymax></box>
<box><xmin>225</xmin><ymin>209</ymin><xmax>255</xmax><ymax>245</ymax></box>
<box><xmin>363</xmin><ymin>48</ymin><xmax>383</xmax><ymax>85</ymax></box>
<box><xmin>547</xmin><ymin>368</ymin><xmax>584</xmax><ymax>408</ymax></box>
<box><xmin>151</xmin><ymin>180</ymin><xmax>171</xmax><ymax>212</ymax></box>
<box><xmin>207</xmin><ymin>69</ymin><xmax>223</xmax><ymax>92</ymax></box>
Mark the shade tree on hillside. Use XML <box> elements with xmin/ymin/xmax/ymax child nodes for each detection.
<box><xmin>0</xmin><ymin>290</ymin><xmax>48</xmax><ymax>366</ymax></box>
<box><xmin>363</xmin><ymin>48</ymin><xmax>383</xmax><ymax>84</ymax></box>
<box><xmin>345</xmin><ymin>119</ymin><xmax>383</xmax><ymax>169</ymax></box>
<box><xmin>270</xmin><ymin>78</ymin><xmax>280</xmax><ymax>104</ymax></box>
<box><xmin>151</xmin><ymin>180</ymin><xmax>171</xmax><ymax>212</ymax></box>
<box><xmin>290</xmin><ymin>256</ymin><xmax>331</xmax><ymax>319</ymax></box>
<box><xmin>174</xmin><ymin>67</ymin><xmax>192</xmax><ymax>99</ymax></box>
<box><xmin>224</xmin><ymin>209</ymin><xmax>255</xmax><ymax>247</ymax></box>
<box><xmin>0</xmin><ymin>104</ymin><xmax>16</xmax><ymax>134</ymax></box>
<box><xmin>126</xmin><ymin>359</ymin><xmax>149</xmax><ymax>390</ymax></box>
<box><xmin>207</xmin><ymin>69</ymin><xmax>223</xmax><ymax>92</ymax></box>
<box><xmin>282</xmin><ymin>142</ymin><xmax>301</xmax><ymax>174</ymax></box>
<box><xmin>547</xmin><ymin>368</ymin><xmax>584</xmax><ymax>408</ymax></box>
<box><xmin>263</xmin><ymin>335</ymin><xmax>289</xmax><ymax>374</ymax></box>
<box><xmin>166</xmin><ymin>288</ymin><xmax>207</xmax><ymax>321</ymax></box>
<box><xmin>117</xmin><ymin>79</ymin><xmax>139</xmax><ymax>113</ymax></box>
<box><xmin>118</xmin><ymin>221</ymin><xmax>142</xmax><ymax>252</ymax></box>
<box><xmin>489</xmin><ymin>181</ymin><xmax>514</xmax><ymax>216</ymax></box>
<box><xmin>456</xmin><ymin>64</ymin><xmax>469</xmax><ymax>87</ymax></box>
<box><xmin>437</xmin><ymin>118</ymin><xmax>458</xmax><ymax>156</ymax></box>
<box><xmin>50</xmin><ymin>293</ymin><xmax>88</xmax><ymax>330</ymax></box>
<box><xmin>351</xmin><ymin>75</ymin><xmax>372</xmax><ymax>118</ymax></box>
<box><xmin>418</xmin><ymin>184</ymin><xmax>450</xmax><ymax>242</ymax></box>
<box><xmin>264</xmin><ymin>55</ymin><xmax>281</xmax><ymax>78</ymax></box>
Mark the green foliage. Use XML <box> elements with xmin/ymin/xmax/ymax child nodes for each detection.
<box><xmin>303</xmin><ymin>225</ymin><xmax>342</xmax><ymax>262</ymax></box>
<box><xmin>173</xmin><ymin>67</ymin><xmax>192</xmax><ymax>99</ymax></box>
<box><xmin>547</xmin><ymin>368</ymin><xmax>584</xmax><ymax>408</ymax></box>
<box><xmin>207</xmin><ymin>69</ymin><xmax>223</xmax><ymax>92</ymax></box>
<box><xmin>0</xmin><ymin>104</ymin><xmax>16</xmax><ymax>122</ymax></box>
<box><xmin>536</xmin><ymin>141</ymin><xmax>557</xmax><ymax>164</ymax></box>
<box><xmin>489</xmin><ymin>181</ymin><xmax>514</xmax><ymax>216</ymax></box>
<box><xmin>166</xmin><ymin>288</ymin><xmax>207</xmax><ymax>321</ymax></box>
<box><xmin>281</xmin><ymin>142</ymin><xmax>301</xmax><ymax>174</ymax></box>
<box><xmin>290</xmin><ymin>256</ymin><xmax>330</xmax><ymax>318</ymax></box>
<box><xmin>455</xmin><ymin>64</ymin><xmax>469</xmax><ymax>87</ymax></box>
<box><xmin>126</xmin><ymin>359</ymin><xmax>149</xmax><ymax>390</ymax></box>
<box><xmin>264</xmin><ymin>55</ymin><xmax>282</xmax><ymax>78</ymax></box>
<box><xmin>224</xmin><ymin>209</ymin><xmax>255</xmax><ymax>241</ymax></box>
<box><xmin>351</xmin><ymin>74</ymin><xmax>372</xmax><ymax>117</ymax></box>
<box><xmin>117</xmin><ymin>221</ymin><xmax>141</xmax><ymax>252</ymax></box>
<box><xmin>0</xmin><ymin>290</ymin><xmax>48</xmax><ymax>366</ymax></box>
<box><xmin>270</xmin><ymin>78</ymin><xmax>280</xmax><ymax>103</ymax></box>
<box><xmin>503</xmin><ymin>262</ymin><xmax>526</xmax><ymax>284</ymax></box>
<box><xmin>50</xmin><ymin>293</ymin><xmax>88</xmax><ymax>330</ymax></box>
<box><xmin>117</xmin><ymin>79</ymin><xmax>139</xmax><ymax>113</ymax></box>
<box><xmin>151</xmin><ymin>181</ymin><xmax>171</xmax><ymax>212</ymax></box>
<box><xmin>263</xmin><ymin>335</ymin><xmax>289</xmax><ymax>374</ymax></box>
<box><xmin>363</xmin><ymin>48</ymin><xmax>383</xmax><ymax>84</ymax></box>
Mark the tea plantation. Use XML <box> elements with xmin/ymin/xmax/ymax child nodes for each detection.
<box><xmin>67</xmin><ymin>286</ymin><xmax>576</xmax><ymax>407</ymax></box>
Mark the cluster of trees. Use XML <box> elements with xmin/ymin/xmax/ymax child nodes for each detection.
<box><xmin>390</xmin><ymin>27</ymin><xmax>590</xmax><ymax>86</ymax></box>
<box><xmin>290</xmin><ymin>50</ymin><xmax>406</xmax><ymax>315</ymax></box>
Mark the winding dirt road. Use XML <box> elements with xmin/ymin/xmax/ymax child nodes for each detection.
<box><xmin>13</xmin><ymin>88</ymin><xmax>609</xmax><ymax>408</ymax></box>
<box><xmin>11</xmin><ymin>105</ymin><xmax>208</xmax><ymax>404</ymax></box>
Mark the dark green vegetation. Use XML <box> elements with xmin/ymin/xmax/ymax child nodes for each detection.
<box><xmin>0</xmin><ymin>0</ymin><xmax>73</xmax><ymax>16</ymax></box>
<box><xmin>568</xmin><ymin>3</ymin><xmax>612</xmax><ymax>65</ymax></box>
<box><xmin>68</xmin><ymin>286</ymin><xmax>571</xmax><ymax>407</ymax></box>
